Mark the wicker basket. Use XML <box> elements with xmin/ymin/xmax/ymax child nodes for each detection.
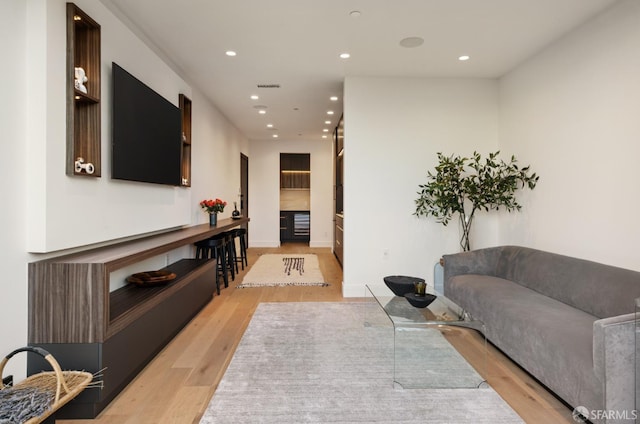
<box><xmin>0</xmin><ymin>346</ymin><xmax>93</xmax><ymax>424</ymax></box>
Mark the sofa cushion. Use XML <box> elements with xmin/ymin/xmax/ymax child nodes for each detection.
<box><xmin>494</xmin><ymin>246</ymin><xmax>640</xmax><ymax>319</ymax></box>
<box><xmin>447</xmin><ymin>274</ymin><xmax>602</xmax><ymax>410</ymax></box>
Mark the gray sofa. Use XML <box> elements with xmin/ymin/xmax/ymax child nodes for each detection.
<box><xmin>443</xmin><ymin>245</ymin><xmax>639</xmax><ymax>423</ymax></box>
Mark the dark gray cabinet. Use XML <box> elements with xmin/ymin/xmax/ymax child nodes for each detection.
<box><xmin>27</xmin><ymin>218</ymin><xmax>250</xmax><ymax>418</ymax></box>
<box><xmin>280</xmin><ymin>211</ymin><xmax>310</xmax><ymax>242</ymax></box>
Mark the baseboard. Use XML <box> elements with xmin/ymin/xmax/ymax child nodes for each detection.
<box><xmin>249</xmin><ymin>241</ymin><xmax>281</xmax><ymax>248</ymax></box>
<box><xmin>309</xmin><ymin>241</ymin><xmax>332</xmax><ymax>248</ymax></box>
<box><xmin>342</xmin><ymin>283</ymin><xmax>367</xmax><ymax>298</ymax></box>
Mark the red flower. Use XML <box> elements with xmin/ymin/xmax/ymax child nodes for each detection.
<box><xmin>200</xmin><ymin>198</ymin><xmax>227</xmax><ymax>213</ymax></box>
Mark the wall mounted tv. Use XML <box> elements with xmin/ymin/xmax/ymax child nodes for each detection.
<box><xmin>112</xmin><ymin>62</ymin><xmax>182</xmax><ymax>186</ymax></box>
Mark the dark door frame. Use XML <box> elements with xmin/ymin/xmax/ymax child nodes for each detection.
<box><xmin>240</xmin><ymin>153</ymin><xmax>249</xmax><ymax>234</ymax></box>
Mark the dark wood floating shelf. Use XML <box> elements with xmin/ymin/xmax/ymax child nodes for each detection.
<box><xmin>66</xmin><ymin>2</ymin><xmax>102</xmax><ymax>177</ymax></box>
<box><xmin>179</xmin><ymin>94</ymin><xmax>192</xmax><ymax>186</ymax></box>
<box><xmin>27</xmin><ymin>217</ymin><xmax>249</xmax><ymax>419</ymax></box>
<box><xmin>74</xmin><ymin>89</ymin><xmax>99</xmax><ymax>104</ymax></box>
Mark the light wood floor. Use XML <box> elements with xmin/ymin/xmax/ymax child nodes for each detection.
<box><xmin>59</xmin><ymin>245</ymin><xmax>574</xmax><ymax>424</ymax></box>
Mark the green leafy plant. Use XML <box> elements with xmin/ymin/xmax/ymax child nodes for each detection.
<box><xmin>414</xmin><ymin>151</ymin><xmax>539</xmax><ymax>251</ymax></box>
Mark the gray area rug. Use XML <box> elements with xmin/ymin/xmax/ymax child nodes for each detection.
<box><xmin>200</xmin><ymin>302</ymin><xmax>524</xmax><ymax>423</ymax></box>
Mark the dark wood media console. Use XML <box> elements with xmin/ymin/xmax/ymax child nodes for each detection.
<box><xmin>27</xmin><ymin>217</ymin><xmax>249</xmax><ymax>418</ymax></box>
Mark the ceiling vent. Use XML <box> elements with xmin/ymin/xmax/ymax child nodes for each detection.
<box><xmin>257</xmin><ymin>84</ymin><xmax>280</xmax><ymax>88</ymax></box>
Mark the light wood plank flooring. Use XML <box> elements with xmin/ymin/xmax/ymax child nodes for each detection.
<box><xmin>58</xmin><ymin>245</ymin><xmax>574</xmax><ymax>424</ymax></box>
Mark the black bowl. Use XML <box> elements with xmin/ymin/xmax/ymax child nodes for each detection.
<box><xmin>404</xmin><ymin>293</ymin><xmax>437</xmax><ymax>308</ymax></box>
<box><xmin>383</xmin><ymin>275</ymin><xmax>425</xmax><ymax>297</ymax></box>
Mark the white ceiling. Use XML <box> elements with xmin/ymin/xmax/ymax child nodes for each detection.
<box><xmin>100</xmin><ymin>0</ymin><xmax>618</xmax><ymax>142</ymax></box>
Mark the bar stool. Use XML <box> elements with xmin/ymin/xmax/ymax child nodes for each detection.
<box><xmin>228</xmin><ymin>228</ymin><xmax>248</xmax><ymax>270</ymax></box>
<box><xmin>226</xmin><ymin>231</ymin><xmax>239</xmax><ymax>275</ymax></box>
<box><xmin>210</xmin><ymin>232</ymin><xmax>235</xmax><ymax>285</ymax></box>
<box><xmin>194</xmin><ymin>236</ymin><xmax>226</xmax><ymax>295</ymax></box>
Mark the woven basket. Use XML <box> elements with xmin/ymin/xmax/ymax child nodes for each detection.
<box><xmin>0</xmin><ymin>346</ymin><xmax>93</xmax><ymax>424</ymax></box>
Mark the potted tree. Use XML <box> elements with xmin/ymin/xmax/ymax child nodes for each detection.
<box><xmin>414</xmin><ymin>151</ymin><xmax>539</xmax><ymax>251</ymax></box>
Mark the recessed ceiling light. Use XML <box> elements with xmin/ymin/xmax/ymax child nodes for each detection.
<box><xmin>272</xmin><ymin>134</ymin><xmax>278</xmax><ymax>138</ymax></box>
<box><xmin>399</xmin><ymin>37</ymin><xmax>424</xmax><ymax>48</ymax></box>
<box><xmin>322</xmin><ymin>135</ymin><xmax>328</xmax><ymax>139</ymax></box>
<box><xmin>339</xmin><ymin>53</ymin><xmax>351</xmax><ymax>59</ymax></box>
<box><xmin>330</xmin><ymin>96</ymin><xmax>339</xmax><ymax>101</ymax></box>
<box><xmin>325</xmin><ymin>120</ymin><xmax>332</xmax><ymax>125</ymax></box>
<box><xmin>225</xmin><ymin>50</ymin><xmax>237</xmax><ymax>57</ymax></box>
<box><xmin>458</xmin><ymin>55</ymin><xmax>470</xmax><ymax>61</ymax></box>
<box><xmin>327</xmin><ymin>110</ymin><xmax>334</xmax><ymax>115</ymax></box>
<box><xmin>266</xmin><ymin>123</ymin><xmax>273</xmax><ymax>128</ymax></box>
<box><xmin>323</xmin><ymin>129</ymin><xmax>329</xmax><ymax>132</ymax></box>
<box><xmin>258</xmin><ymin>110</ymin><xmax>266</xmax><ymax>115</ymax></box>
<box><xmin>250</xmin><ymin>95</ymin><xmax>259</xmax><ymax>100</ymax></box>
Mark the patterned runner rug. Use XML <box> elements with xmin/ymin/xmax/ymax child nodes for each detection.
<box><xmin>236</xmin><ymin>254</ymin><xmax>328</xmax><ymax>288</ymax></box>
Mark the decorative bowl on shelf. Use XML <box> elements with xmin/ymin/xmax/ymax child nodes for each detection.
<box><xmin>383</xmin><ymin>275</ymin><xmax>425</xmax><ymax>297</ymax></box>
<box><xmin>404</xmin><ymin>293</ymin><xmax>437</xmax><ymax>308</ymax></box>
<box><xmin>126</xmin><ymin>270</ymin><xmax>176</xmax><ymax>287</ymax></box>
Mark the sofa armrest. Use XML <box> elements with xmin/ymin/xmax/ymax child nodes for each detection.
<box><xmin>593</xmin><ymin>313</ymin><xmax>636</xmax><ymax>419</ymax></box>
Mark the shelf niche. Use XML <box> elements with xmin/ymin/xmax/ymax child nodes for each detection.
<box><xmin>66</xmin><ymin>3</ymin><xmax>101</xmax><ymax>177</ymax></box>
<box><xmin>179</xmin><ymin>94</ymin><xmax>192</xmax><ymax>187</ymax></box>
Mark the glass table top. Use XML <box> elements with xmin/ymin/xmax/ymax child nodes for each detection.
<box><xmin>365</xmin><ymin>283</ymin><xmax>472</xmax><ymax>327</ymax></box>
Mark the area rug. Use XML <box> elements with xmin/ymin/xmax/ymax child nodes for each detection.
<box><xmin>200</xmin><ymin>302</ymin><xmax>524</xmax><ymax>423</ymax></box>
<box><xmin>237</xmin><ymin>254</ymin><xmax>328</xmax><ymax>288</ymax></box>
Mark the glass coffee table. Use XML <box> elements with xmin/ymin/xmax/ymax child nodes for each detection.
<box><xmin>365</xmin><ymin>283</ymin><xmax>486</xmax><ymax>389</ymax></box>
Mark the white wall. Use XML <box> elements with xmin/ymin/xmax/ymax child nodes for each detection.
<box><xmin>1</xmin><ymin>0</ymin><xmax>247</xmax><ymax>380</ymax></box>
<box><xmin>248</xmin><ymin>139</ymin><xmax>333</xmax><ymax>248</ymax></box>
<box><xmin>189</xmin><ymin>89</ymin><xmax>249</xmax><ymax>224</ymax></box>
<box><xmin>1</xmin><ymin>0</ymin><xmax>29</xmax><ymax>381</ymax></box>
<box><xmin>26</xmin><ymin>0</ymin><xmax>192</xmax><ymax>253</ymax></box>
<box><xmin>498</xmin><ymin>0</ymin><xmax>640</xmax><ymax>270</ymax></box>
<box><xmin>342</xmin><ymin>77</ymin><xmax>500</xmax><ymax>296</ymax></box>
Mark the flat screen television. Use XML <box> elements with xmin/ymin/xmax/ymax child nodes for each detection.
<box><xmin>112</xmin><ymin>62</ymin><xmax>182</xmax><ymax>186</ymax></box>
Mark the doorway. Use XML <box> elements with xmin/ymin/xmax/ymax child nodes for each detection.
<box><xmin>279</xmin><ymin>153</ymin><xmax>310</xmax><ymax>244</ymax></box>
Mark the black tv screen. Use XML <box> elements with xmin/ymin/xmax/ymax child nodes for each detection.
<box><xmin>112</xmin><ymin>62</ymin><xmax>182</xmax><ymax>186</ymax></box>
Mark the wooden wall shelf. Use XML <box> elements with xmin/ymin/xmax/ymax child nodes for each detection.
<box><xmin>66</xmin><ymin>3</ymin><xmax>101</xmax><ymax>177</ymax></box>
<box><xmin>179</xmin><ymin>94</ymin><xmax>192</xmax><ymax>186</ymax></box>
<box><xmin>28</xmin><ymin>217</ymin><xmax>249</xmax><ymax>418</ymax></box>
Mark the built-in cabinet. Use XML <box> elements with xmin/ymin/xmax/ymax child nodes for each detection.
<box><xmin>27</xmin><ymin>218</ymin><xmax>249</xmax><ymax>418</ymax></box>
<box><xmin>66</xmin><ymin>3</ymin><xmax>101</xmax><ymax>177</ymax></box>
<box><xmin>179</xmin><ymin>94</ymin><xmax>192</xmax><ymax>186</ymax></box>
<box><xmin>280</xmin><ymin>153</ymin><xmax>310</xmax><ymax>189</ymax></box>
<box><xmin>280</xmin><ymin>211</ymin><xmax>310</xmax><ymax>242</ymax></box>
<box><xmin>335</xmin><ymin>213</ymin><xmax>343</xmax><ymax>265</ymax></box>
<box><xmin>334</xmin><ymin>116</ymin><xmax>344</xmax><ymax>266</ymax></box>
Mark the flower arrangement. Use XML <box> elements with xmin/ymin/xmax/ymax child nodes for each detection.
<box><xmin>200</xmin><ymin>198</ymin><xmax>227</xmax><ymax>214</ymax></box>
